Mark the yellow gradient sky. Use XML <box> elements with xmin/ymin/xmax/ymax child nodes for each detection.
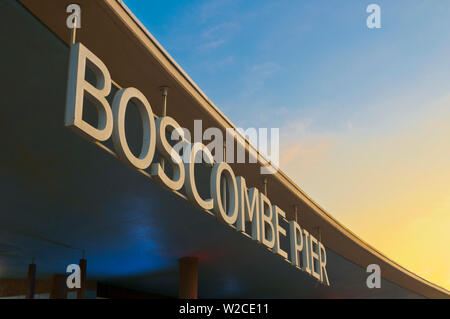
<box><xmin>280</xmin><ymin>94</ymin><xmax>450</xmax><ymax>290</ymax></box>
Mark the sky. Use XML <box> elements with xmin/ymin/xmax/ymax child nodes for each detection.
<box><xmin>123</xmin><ymin>0</ymin><xmax>450</xmax><ymax>290</ymax></box>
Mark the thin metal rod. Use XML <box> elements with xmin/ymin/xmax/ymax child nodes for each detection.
<box><xmin>160</xmin><ymin>87</ymin><xmax>169</xmax><ymax>170</ymax></box>
<box><xmin>222</xmin><ymin>145</ymin><xmax>227</xmax><ymax>211</ymax></box>
<box><xmin>26</xmin><ymin>261</ymin><xmax>36</xmax><ymax>299</ymax></box>
<box><xmin>160</xmin><ymin>86</ymin><xmax>169</xmax><ymax>117</ymax></box>
<box><xmin>77</xmin><ymin>258</ymin><xmax>87</xmax><ymax>299</ymax></box>
<box><xmin>294</xmin><ymin>205</ymin><xmax>298</xmax><ymax>223</ymax></box>
<box><xmin>71</xmin><ymin>16</ymin><xmax>77</xmax><ymax>45</ymax></box>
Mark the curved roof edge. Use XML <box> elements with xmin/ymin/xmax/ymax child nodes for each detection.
<box><xmin>108</xmin><ymin>0</ymin><xmax>449</xmax><ymax>298</ymax></box>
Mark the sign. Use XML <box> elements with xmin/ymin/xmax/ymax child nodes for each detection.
<box><xmin>65</xmin><ymin>43</ymin><xmax>330</xmax><ymax>286</ymax></box>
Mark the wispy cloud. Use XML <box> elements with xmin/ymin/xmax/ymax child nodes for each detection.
<box><xmin>200</xmin><ymin>39</ymin><xmax>227</xmax><ymax>50</ymax></box>
<box><xmin>201</xmin><ymin>22</ymin><xmax>239</xmax><ymax>38</ymax></box>
<box><xmin>278</xmin><ymin>117</ymin><xmax>336</xmax><ymax>178</ymax></box>
<box><xmin>203</xmin><ymin>56</ymin><xmax>235</xmax><ymax>72</ymax></box>
<box><xmin>198</xmin><ymin>0</ymin><xmax>234</xmax><ymax>23</ymax></box>
<box><xmin>243</xmin><ymin>62</ymin><xmax>282</xmax><ymax>96</ymax></box>
<box><xmin>199</xmin><ymin>22</ymin><xmax>240</xmax><ymax>51</ymax></box>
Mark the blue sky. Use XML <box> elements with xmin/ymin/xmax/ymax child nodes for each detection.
<box><xmin>123</xmin><ymin>0</ymin><xmax>450</xmax><ymax>289</ymax></box>
<box><xmin>123</xmin><ymin>0</ymin><xmax>450</xmax><ymax>129</ymax></box>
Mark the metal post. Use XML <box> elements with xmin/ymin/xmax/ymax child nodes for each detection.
<box><xmin>263</xmin><ymin>177</ymin><xmax>268</xmax><ymax>196</ymax></box>
<box><xmin>71</xmin><ymin>16</ymin><xmax>77</xmax><ymax>45</ymax></box>
<box><xmin>222</xmin><ymin>145</ymin><xmax>227</xmax><ymax>211</ymax></box>
<box><xmin>294</xmin><ymin>205</ymin><xmax>298</xmax><ymax>223</ymax></box>
<box><xmin>26</xmin><ymin>260</ymin><xmax>36</xmax><ymax>299</ymax></box>
<box><xmin>160</xmin><ymin>86</ymin><xmax>169</xmax><ymax>117</ymax></box>
<box><xmin>160</xmin><ymin>87</ymin><xmax>169</xmax><ymax>171</ymax></box>
<box><xmin>50</xmin><ymin>274</ymin><xmax>68</xmax><ymax>299</ymax></box>
<box><xmin>77</xmin><ymin>251</ymin><xmax>87</xmax><ymax>299</ymax></box>
<box><xmin>179</xmin><ymin>257</ymin><xmax>198</xmax><ymax>299</ymax></box>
